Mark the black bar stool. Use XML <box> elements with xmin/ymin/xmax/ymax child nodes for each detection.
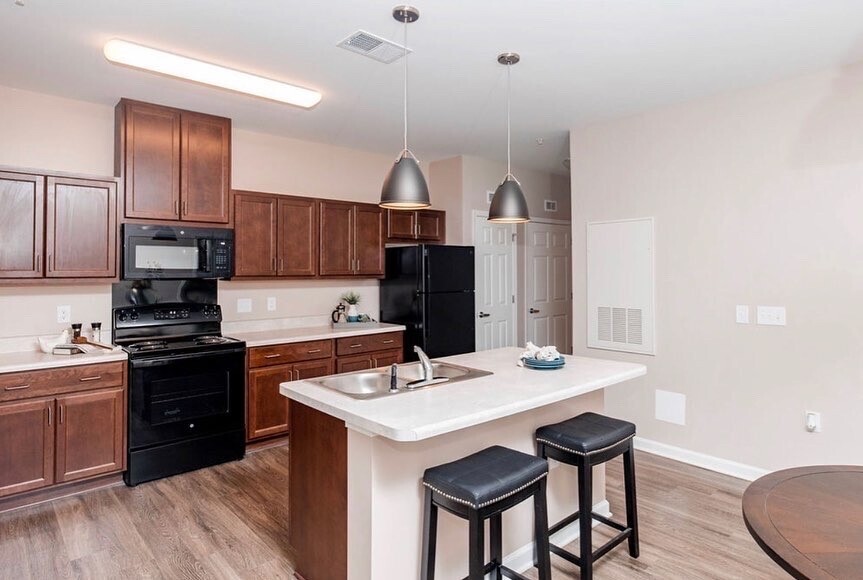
<box><xmin>420</xmin><ymin>445</ymin><xmax>552</xmax><ymax>580</ymax></box>
<box><xmin>535</xmin><ymin>412</ymin><xmax>639</xmax><ymax>579</ymax></box>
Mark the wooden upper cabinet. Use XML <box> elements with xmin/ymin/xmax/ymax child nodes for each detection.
<box><xmin>120</xmin><ymin>101</ymin><xmax>181</xmax><ymax>220</ymax></box>
<box><xmin>0</xmin><ymin>171</ymin><xmax>44</xmax><ymax>278</ymax></box>
<box><xmin>180</xmin><ymin>112</ymin><xmax>231</xmax><ymax>223</ymax></box>
<box><xmin>116</xmin><ymin>99</ymin><xmax>231</xmax><ymax>224</ymax></box>
<box><xmin>234</xmin><ymin>192</ymin><xmax>278</xmax><ymax>276</ymax></box>
<box><xmin>319</xmin><ymin>201</ymin><xmax>355</xmax><ymax>276</ymax></box>
<box><xmin>45</xmin><ymin>177</ymin><xmax>117</xmax><ymax>278</ymax></box>
<box><xmin>355</xmin><ymin>203</ymin><xmax>384</xmax><ymax>276</ymax></box>
<box><xmin>385</xmin><ymin>208</ymin><xmax>445</xmax><ymax>243</ymax></box>
<box><xmin>278</xmin><ymin>196</ymin><xmax>318</xmax><ymax>277</ymax></box>
<box><xmin>55</xmin><ymin>388</ymin><xmax>125</xmax><ymax>483</ymax></box>
<box><xmin>0</xmin><ymin>399</ymin><xmax>54</xmax><ymax>497</ymax></box>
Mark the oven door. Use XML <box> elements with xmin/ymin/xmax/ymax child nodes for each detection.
<box><xmin>128</xmin><ymin>348</ymin><xmax>245</xmax><ymax>450</ymax></box>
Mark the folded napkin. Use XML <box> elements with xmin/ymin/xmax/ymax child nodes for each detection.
<box><xmin>518</xmin><ymin>341</ymin><xmax>561</xmax><ymax>366</ymax></box>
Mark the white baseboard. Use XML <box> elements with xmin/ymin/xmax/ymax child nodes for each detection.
<box><xmin>503</xmin><ymin>499</ymin><xmax>611</xmax><ymax>575</ymax></box>
<box><xmin>634</xmin><ymin>436</ymin><xmax>769</xmax><ymax>482</ymax></box>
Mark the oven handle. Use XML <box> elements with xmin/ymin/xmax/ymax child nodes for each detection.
<box><xmin>130</xmin><ymin>347</ymin><xmax>246</xmax><ymax>368</ymax></box>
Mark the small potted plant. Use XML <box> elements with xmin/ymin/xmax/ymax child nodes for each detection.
<box><xmin>341</xmin><ymin>291</ymin><xmax>361</xmax><ymax>322</ymax></box>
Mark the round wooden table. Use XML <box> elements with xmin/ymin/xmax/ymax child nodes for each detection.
<box><xmin>742</xmin><ymin>466</ymin><xmax>863</xmax><ymax>579</ymax></box>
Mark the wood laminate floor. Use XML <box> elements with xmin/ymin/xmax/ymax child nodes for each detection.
<box><xmin>0</xmin><ymin>445</ymin><xmax>784</xmax><ymax>579</ymax></box>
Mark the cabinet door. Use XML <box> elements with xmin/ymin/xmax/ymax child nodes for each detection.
<box><xmin>45</xmin><ymin>177</ymin><xmax>117</xmax><ymax>278</ymax></box>
<box><xmin>122</xmin><ymin>101</ymin><xmax>181</xmax><ymax>220</ymax></box>
<box><xmin>278</xmin><ymin>196</ymin><xmax>318</xmax><ymax>276</ymax></box>
<box><xmin>336</xmin><ymin>354</ymin><xmax>373</xmax><ymax>374</ymax></box>
<box><xmin>0</xmin><ymin>171</ymin><xmax>44</xmax><ymax>278</ymax></box>
<box><xmin>372</xmin><ymin>349</ymin><xmax>403</xmax><ymax>368</ymax></box>
<box><xmin>248</xmin><ymin>365</ymin><xmax>292</xmax><ymax>440</ymax></box>
<box><xmin>55</xmin><ymin>388</ymin><xmax>125</xmax><ymax>483</ymax></box>
<box><xmin>0</xmin><ymin>399</ymin><xmax>54</xmax><ymax>497</ymax></box>
<box><xmin>416</xmin><ymin>209</ymin><xmax>445</xmax><ymax>242</ymax></box>
<box><xmin>294</xmin><ymin>358</ymin><xmax>334</xmax><ymax>380</ymax></box>
<box><xmin>354</xmin><ymin>204</ymin><xmax>384</xmax><ymax>276</ymax></box>
<box><xmin>319</xmin><ymin>201</ymin><xmax>355</xmax><ymax>276</ymax></box>
<box><xmin>386</xmin><ymin>209</ymin><xmax>416</xmax><ymax>241</ymax></box>
<box><xmin>234</xmin><ymin>192</ymin><xmax>278</xmax><ymax>276</ymax></box>
<box><xmin>181</xmin><ymin>112</ymin><xmax>231</xmax><ymax>223</ymax></box>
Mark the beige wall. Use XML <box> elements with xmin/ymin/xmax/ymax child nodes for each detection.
<box><xmin>0</xmin><ymin>85</ymin><xmax>396</xmax><ymax>343</ymax></box>
<box><xmin>427</xmin><ymin>155</ymin><xmax>463</xmax><ymax>244</ymax></box>
<box><xmin>570</xmin><ymin>62</ymin><xmax>863</xmax><ymax>470</ymax></box>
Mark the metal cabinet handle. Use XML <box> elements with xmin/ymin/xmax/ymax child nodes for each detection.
<box><xmin>529</xmin><ymin>308</ymin><xmax>541</xmax><ymax>314</ymax></box>
<box><xmin>47</xmin><ymin>254</ymin><xmax>53</xmax><ymax>272</ymax></box>
<box><xmin>59</xmin><ymin>405</ymin><xmax>64</xmax><ymax>424</ymax></box>
<box><xmin>264</xmin><ymin>353</ymin><xmax>282</xmax><ymax>359</ymax></box>
<box><xmin>307</xmin><ymin>349</ymin><xmax>322</xmax><ymax>354</ymax></box>
<box><xmin>182</xmin><ymin>200</ymin><xmax>188</xmax><ymax>215</ymax></box>
<box><xmin>35</xmin><ymin>253</ymin><xmax>40</xmax><ymax>271</ymax></box>
<box><xmin>79</xmin><ymin>376</ymin><xmax>102</xmax><ymax>382</ymax></box>
<box><xmin>47</xmin><ymin>406</ymin><xmax>52</xmax><ymax>426</ymax></box>
<box><xmin>349</xmin><ymin>344</ymin><xmax>363</xmax><ymax>348</ymax></box>
<box><xmin>291</xmin><ymin>369</ymin><xmax>297</xmax><ymax>381</ymax></box>
<box><xmin>174</xmin><ymin>200</ymin><xmax>180</xmax><ymax>216</ymax></box>
<box><xmin>5</xmin><ymin>384</ymin><xmax>30</xmax><ymax>391</ymax></box>
<box><xmin>381</xmin><ymin>339</ymin><xmax>394</xmax><ymax>344</ymax></box>
<box><xmin>478</xmin><ymin>312</ymin><xmax>491</xmax><ymax>318</ymax></box>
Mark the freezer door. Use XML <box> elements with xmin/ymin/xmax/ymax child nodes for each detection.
<box><xmin>422</xmin><ymin>291</ymin><xmax>476</xmax><ymax>358</ymax></box>
<box><xmin>423</xmin><ymin>245</ymin><xmax>474</xmax><ymax>293</ymax></box>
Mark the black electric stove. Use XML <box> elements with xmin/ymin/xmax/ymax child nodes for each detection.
<box><xmin>113</xmin><ymin>295</ymin><xmax>246</xmax><ymax>486</ymax></box>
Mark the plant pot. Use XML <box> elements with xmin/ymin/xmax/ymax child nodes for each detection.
<box><xmin>347</xmin><ymin>304</ymin><xmax>359</xmax><ymax>322</ymax></box>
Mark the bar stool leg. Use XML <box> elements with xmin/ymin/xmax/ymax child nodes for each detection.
<box><xmin>468</xmin><ymin>510</ymin><xmax>485</xmax><ymax>580</ymax></box>
<box><xmin>490</xmin><ymin>513</ymin><xmax>503</xmax><ymax>580</ymax></box>
<box><xmin>578</xmin><ymin>462</ymin><xmax>594</xmax><ymax>580</ymax></box>
<box><xmin>421</xmin><ymin>487</ymin><xmax>437</xmax><ymax>580</ymax></box>
<box><xmin>533</xmin><ymin>477</ymin><xmax>552</xmax><ymax>580</ymax></box>
<box><xmin>623</xmin><ymin>442</ymin><xmax>640</xmax><ymax>558</ymax></box>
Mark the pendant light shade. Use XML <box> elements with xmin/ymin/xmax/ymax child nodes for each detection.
<box><xmin>488</xmin><ymin>52</ymin><xmax>530</xmax><ymax>223</ymax></box>
<box><xmin>380</xmin><ymin>5</ymin><xmax>431</xmax><ymax>210</ymax></box>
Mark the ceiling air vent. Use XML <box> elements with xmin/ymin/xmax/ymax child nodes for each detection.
<box><xmin>337</xmin><ymin>30</ymin><xmax>410</xmax><ymax>64</ymax></box>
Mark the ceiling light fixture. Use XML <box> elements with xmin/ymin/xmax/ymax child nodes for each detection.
<box><xmin>103</xmin><ymin>39</ymin><xmax>322</xmax><ymax>109</ymax></box>
<box><xmin>488</xmin><ymin>52</ymin><xmax>530</xmax><ymax>223</ymax></box>
<box><xmin>379</xmin><ymin>5</ymin><xmax>430</xmax><ymax>210</ymax></box>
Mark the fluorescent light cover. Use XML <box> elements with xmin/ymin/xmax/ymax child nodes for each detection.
<box><xmin>103</xmin><ymin>39</ymin><xmax>321</xmax><ymax>108</ymax></box>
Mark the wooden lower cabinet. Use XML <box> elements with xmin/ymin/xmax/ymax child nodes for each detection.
<box><xmin>0</xmin><ymin>399</ymin><xmax>53</xmax><ymax>498</ymax></box>
<box><xmin>335</xmin><ymin>349</ymin><xmax>403</xmax><ymax>373</ymax></box>
<box><xmin>55</xmin><ymin>388</ymin><xmax>125</xmax><ymax>483</ymax></box>
<box><xmin>0</xmin><ymin>362</ymin><xmax>127</xmax><ymax>501</ymax></box>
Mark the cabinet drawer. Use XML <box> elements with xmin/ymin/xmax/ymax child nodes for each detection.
<box><xmin>249</xmin><ymin>340</ymin><xmax>333</xmax><ymax>368</ymax></box>
<box><xmin>335</xmin><ymin>332</ymin><xmax>403</xmax><ymax>356</ymax></box>
<box><xmin>0</xmin><ymin>362</ymin><xmax>126</xmax><ymax>403</ymax></box>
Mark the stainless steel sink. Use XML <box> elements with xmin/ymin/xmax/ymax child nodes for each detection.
<box><xmin>307</xmin><ymin>361</ymin><xmax>492</xmax><ymax>400</ymax></box>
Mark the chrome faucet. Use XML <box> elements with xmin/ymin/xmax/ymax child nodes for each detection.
<box><xmin>414</xmin><ymin>345</ymin><xmax>434</xmax><ymax>383</ymax></box>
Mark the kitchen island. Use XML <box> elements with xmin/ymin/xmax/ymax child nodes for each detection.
<box><xmin>281</xmin><ymin>347</ymin><xmax>646</xmax><ymax>580</ymax></box>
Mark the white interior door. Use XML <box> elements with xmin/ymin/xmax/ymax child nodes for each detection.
<box><xmin>526</xmin><ymin>222</ymin><xmax>573</xmax><ymax>353</ymax></box>
<box><xmin>473</xmin><ymin>215</ymin><xmax>515</xmax><ymax>351</ymax></box>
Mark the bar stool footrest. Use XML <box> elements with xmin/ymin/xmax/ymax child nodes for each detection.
<box><xmin>458</xmin><ymin>563</ymin><xmax>532</xmax><ymax>580</ymax></box>
<box><xmin>549</xmin><ymin>523</ymin><xmax>633</xmax><ymax>568</ymax></box>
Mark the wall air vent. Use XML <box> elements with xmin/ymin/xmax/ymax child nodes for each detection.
<box><xmin>337</xmin><ymin>30</ymin><xmax>410</xmax><ymax>64</ymax></box>
<box><xmin>544</xmin><ymin>200</ymin><xmax>558</xmax><ymax>212</ymax></box>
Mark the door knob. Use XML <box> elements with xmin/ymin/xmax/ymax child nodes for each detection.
<box><xmin>478</xmin><ymin>312</ymin><xmax>491</xmax><ymax>318</ymax></box>
<box><xmin>529</xmin><ymin>308</ymin><xmax>541</xmax><ymax>314</ymax></box>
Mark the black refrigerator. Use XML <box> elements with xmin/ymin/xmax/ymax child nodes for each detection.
<box><xmin>380</xmin><ymin>245</ymin><xmax>475</xmax><ymax>362</ymax></box>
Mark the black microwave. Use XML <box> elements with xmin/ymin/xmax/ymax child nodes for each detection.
<box><xmin>123</xmin><ymin>224</ymin><xmax>234</xmax><ymax>280</ymax></box>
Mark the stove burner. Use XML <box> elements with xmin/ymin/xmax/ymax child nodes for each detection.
<box><xmin>195</xmin><ymin>336</ymin><xmax>229</xmax><ymax>345</ymax></box>
<box><xmin>130</xmin><ymin>340</ymin><xmax>168</xmax><ymax>351</ymax></box>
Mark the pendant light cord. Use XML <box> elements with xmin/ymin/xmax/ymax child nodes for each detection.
<box><xmin>403</xmin><ymin>17</ymin><xmax>408</xmax><ymax>154</ymax></box>
<box><xmin>506</xmin><ymin>61</ymin><xmax>511</xmax><ymax>176</ymax></box>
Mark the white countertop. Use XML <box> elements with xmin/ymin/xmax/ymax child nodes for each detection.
<box><xmin>281</xmin><ymin>347</ymin><xmax>646</xmax><ymax>442</ymax></box>
<box><xmin>0</xmin><ymin>348</ymin><xmax>128</xmax><ymax>374</ymax></box>
<box><xmin>231</xmin><ymin>323</ymin><xmax>406</xmax><ymax>347</ymax></box>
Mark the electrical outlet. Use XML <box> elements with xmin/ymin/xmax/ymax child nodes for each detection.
<box><xmin>736</xmin><ymin>305</ymin><xmax>750</xmax><ymax>324</ymax></box>
<box><xmin>805</xmin><ymin>411</ymin><xmax>821</xmax><ymax>433</ymax></box>
<box><xmin>267</xmin><ymin>297</ymin><xmax>277</xmax><ymax>312</ymax></box>
<box><xmin>237</xmin><ymin>298</ymin><xmax>252</xmax><ymax>313</ymax></box>
<box><xmin>57</xmin><ymin>305</ymin><xmax>71</xmax><ymax>324</ymax></box>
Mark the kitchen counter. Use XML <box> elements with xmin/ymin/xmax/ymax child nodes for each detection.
<box><xmin>281</xmin><ymin>347</ymin><xmax>646</xmax><ymax>580</ymax></box>
<box><xmin>282</xmin><ymin>346</ymin><xmax>645</xmax><ymax>441</ymax></box>
<box><xmin>0</xmin><ymin>348</ymin><xmax>128</xmax><ymax>374</ymax></box>
<box><xmin>230</xmin><ymin>322</ymin><xmax>406</xmax><ymax>347</ymax></box>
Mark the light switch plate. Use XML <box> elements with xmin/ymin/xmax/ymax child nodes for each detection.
<box><xmin>655</xmin><ymin>389</ymin><xmax>686</xmax><ymax>425</ymax></box>
<box><xmin>757</xmin><ymin>306</ymin><xmax>786</xmax><ymax>326</ymax></box>
<box><xmin>267</xmin><ymin>297</ymin><xmax>277</xmax><ymax>312</ymax></box>
<box><xmin>736</xmin><ymin>305</ymin><xmax>749</xmax><ymax>324</ymax></box>
<box><xmin>237</xmin><ymin>298</ymin><xmax>252</xmax><ymax>313</ymax></box>
<box><xmin>57</xmin><ymin>305</ymin><xmax>71</xmax><ymax>324</ymax></box>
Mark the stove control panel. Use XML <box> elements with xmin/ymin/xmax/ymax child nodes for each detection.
<box><xmin>113</xmin><ymin>303</ymin><xmax>223</xmax><ymax>329</ymax></box>
<box><xmin>154</xmin><ymin>308</ymin><xmax>191</xmax><ymax>320</ymax></box>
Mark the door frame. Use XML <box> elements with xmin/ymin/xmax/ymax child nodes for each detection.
<box><xmin>472</xmin><ymin>210</ymin><xmax>518</xmax><ymax>349</ymax></box>
<box><xmin>523</xmin><ymin>217</ymin><xmax>573</xmax><ymax>352</ymax></box>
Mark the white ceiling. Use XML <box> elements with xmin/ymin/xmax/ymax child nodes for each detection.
<box><xmin>3</xmin><ymin>0</ymin><xmax>863</xmax><ymax>174</ymax></box>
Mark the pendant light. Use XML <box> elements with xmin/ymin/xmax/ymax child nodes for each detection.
<box><xmin>380</xmin><ymin>5</ymin><xmax>430</xmax><ymax>210</ymax></box>
<box><xmin>488</xmin><ymin>52</ymin><xmax>530</xmax><ymax>223</ymax></box>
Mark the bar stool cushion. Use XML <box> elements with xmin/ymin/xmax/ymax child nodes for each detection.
<box><xmin>536</xmin><ymin>412</ymin><xmax>635</xmax><ymax>456</ymax></box>
<box><xmin>422</xmin><ymin>445</ymin><xmax>548</xmax><ymax>509</ymax></box>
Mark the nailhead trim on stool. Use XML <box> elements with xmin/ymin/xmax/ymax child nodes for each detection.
<box><xmin>536</xmin><ymin>413</ymin><xmax>640</xmax><ymax>580</ymax></box>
